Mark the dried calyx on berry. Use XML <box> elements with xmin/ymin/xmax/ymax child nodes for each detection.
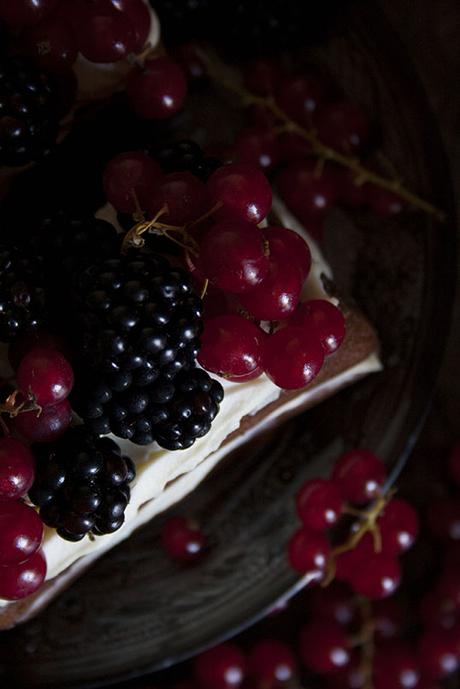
<box><xmin>71</xmin><ymin>249</ymin><xmax>224</xmax><ymax>449</ymax></box>
<box><xmin>28</xmin><ymin>427</ymin><xmax>136</xmax><ymax>541</ymax></box>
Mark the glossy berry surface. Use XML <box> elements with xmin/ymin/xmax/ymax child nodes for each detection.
<box><xmin>103</xmin><ymin>151</ymin><xmax>163</xmax><ymax>213</ymax></box>
<box><xmin>263</xmin><ymin>326</ymin><xmax>324</xmax><ymax>389</ymax></box>
<box><xmin>0</xmin><ymin>549</ymin><xmax>46</xmax><ymax>600</ymax></box>
<box><xmin>277</xmin><ymin>74</ymin><xmax>327</xmax><ymax>123</ymax></box>
<box><xmin>373</xmin><ymin>641</ymin><xmax>420</xmax><ymax>689</ymax></box>
<box><xmin>0</xmin><ymin>500</ymin><xmax>43</xmax><ymax>566</ymax></box>
<box><xmin>316</xmin><ymin>100</ymin><xmax>369</xmax><ymax>154</ymax></box>
<box><xmin>233</xmin><ymin>127</ymin><xmax>279</xmax><ymax>170</ymax></box>
<box><xmin>417</xmin><ymin>631</ymin><xmax>459</xmax><ymax>679</ymax></box>
<box><xmin>0</xmin><ymin>437</ymin><xmax>35</xmax><ymax>500</ymax></box>
<box><xmin>296</xmin><ymin>478</ymin><xmax>343</xmax><ymax>531</ymax></box>
<box><xmin>378</xmin><ymin>498</ymin><xmax>419</xmax><ymax>555</ymax></box>
<box><xmin>76</xmin><ymin>4</ymin><xmax>136</xmax><ymax>63</ymax></box>
<box><xmin>0</xmin><ymin>0</ymin><xmax>58</xmax><ymax>28</ymax></box>
<box><xmin>307</xmin><ymin>581</ymin><xmax>357</xmax><ymax>626</ymax></box>
<box><xmin>12</xmin><ymin>398</ymin><xmax>73</xmax><ymax>443</ymax></box>
<box><xmin>112</xmin><ymin>0</ymin><xmax>152</xmax><ymax>52</ymax></box>
<box><xmin>248</xmin><ymin>639</ymin><xmax>296</xmax><ymax>686</ymax></box>
<box><xmin>288</xmin><ymin>527</ymin><xmax>330</xmax><ymax>576</ymax></box>
<box><xmin>207</xmin><ymin>163</ymin><xmax>272</xmax><ymax>224</ymax></box>
<box><xmin>349</xmin><ymin>552</ymin><xmax>401</xmax><ymax>599</ymax></box>
<box><xmin>194</xmin><ymin>643</ymin><xmax>246</xmax><ymax>689</ymax></box>
<box><xmin>198</xmin><ymin>314</ymin><xmax>264</xmax><ymax>381</ymax></box>
<box><xmin>127</xmin><ymin>57</ymin><xmax>187</xmax><ymax>119</ymax></box>
<box><xmin>146</xmin><ymin>172</ymin><xmax>208</xmax><ymax>225</ymax></box>
<box><xmin>199</xmin><ymin>220</ymin><xmax>269</xmax><ymax>294</ymax></box>
<box><xmin>17</xmin><ymin>346</ymin><xmax>74</xmax><ymax>407</ymax></box>
<box><xmin>22</xmin><ymin>16</ymin><xmax>78</xmax><ymax>73</ymax></box>
<box><xmin>291</xmin><ymin>299</ymin><xmax>346</xmax><ymax>354</ymax></box>
<box><xmin>277</xmin><ymin>161</ymin><xmax>337</xmax><ymax>222</ymax></box>
<box><xmin>161</xmin><ymin>516</ymin><xmax>205</xmax><ymax>562</ymax></box>
<box><xmin>299</xmin><ymin>620</ymin><xmax>350</xmax><ymax>674</ymax></box>
<box><xmin>263</xmin><ymin>225</ymin><xmax>312</xmax><ymax>281</ymax></box>
<box><xmin>331</xmin><ymin>448</ymin><xmax>386</xmax><ymax>505</ymax></box>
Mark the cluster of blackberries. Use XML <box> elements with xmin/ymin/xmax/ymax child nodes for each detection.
<box><xmin>29</xmin><ymin>428</ymin><xmax>135</xmax><ymax>541</ymax></box>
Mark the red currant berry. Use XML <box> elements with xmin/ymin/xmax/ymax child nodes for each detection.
<box><xmin>0</xmin><ymin>0</ymin><xmax>58</xmax><ymax>28</ymax></box>
<box><xmin>12</xmin><ymin>399</ymin><xmax>72</xmax><ymax>443</ymax></box>
<box><xmin>263</xmin><ymin>326</ymin><xmax>324</xmax><ymax>390</ymax></box>
<box><xmin>323</xmin><ymin>651</ymin><xmax>365</xmax><ymax>689</ymax></box>
<box><xmin>373</xmin><ymin>598</ymin><xmax>404</xmax><ymax>640</ymax></box>
<box><xmin>198</xmin><ymin>314</ymin><xmax>264</xmax><ymax>382</ymax></box>
<box><xmin>377</xmin><ymin>498</ymin><xmax>419</xmax><ymax>555</ymax></box>
<box><xmin>77</xmin><ymin>4</ymin><xmax>136</xmax><ymax>63</ymax></box>
<box><xmin>244</xmin><ymin>59</ymin><xmax>281</xmax><ymax>96</ymax></box>
<box><xmin>0</xmin><ymin>549</ymin><xmax>46</xmax><ymax>600</ymax></box>
<box><xmin>287</xmin><ymin>527</ymin><xmax>330</xmax><ymax>576</ymax></box>
<box><xmin>199</xmin><ymin>220</ymin><xmax>269</xmax><ymax>294</ymax></box>
<box><xmin>290</xmin><ymin>299</ymin><xmax>345</xmax><ymax>354</ymax></box>
<box><xmin>299</xmin><ymin>620</ymin><xmax>350</xmax><ymax>674</ymax></box>
<box><xmin>366</xmin><ymin>185</ymin><xmax>404</xmax><ymax>217</ymax></box>
<box><xmin>263</xmin><ymin>225</ymin><xmax>312</xmax><ymax>281</ymax></box>
<box><xmin>435</xmin><ymin>572</ymin><xmax>460</xmax><ymax>616</ymax></box>
<box><xmin>8</xmin><ymin>331</ymin><xmax>65</xmax><ymax>371</ymax></box>
<box><xmin>127</xmin><ymin>57</ymin><xmax>187</xmax><ymax>119</ymax></box>
<box><xmin>278</xmin><ymin>132</ymin><xmax>313</xmax><ymax>162</ymax></box>
<box><xmin>201</xmin><ymin>287</ymin><xmax>232</xmax><ymax>320</ymax></box>
<box><xmin>146</xmin><ymin>172</ymin><xmax>208</xmax><ymax>225</ymax></box>
<box><xmin>160</xmin><ymin>516</ymin><xmax>204</xmax><ymax>562</ymax></box>
<box><xmin>0</xmin><ymin>437</ymin><xmax>35</xmax><ymax>500</ymax></box>
<box><xmin>110</xmin><ymin>0</ymin><xmax>151</xmax><ymax>52</ymax></box>
<box><xmin>248</xmin><ymin>639</ymin><xmax>297</xmax><ymax>687</ymax></box>
<box><xmin>174</xmin><ymin>42</ymin><xmax>206</xmax><ymax>83</ymax></box>
<box><xmin>233</xmin><ymin>127</ymin><xmax>279</xmax><ymax>171</ymax></box>
<box><xmin>239</xmin><ymin>241</ymin><xmax>303</xmax><ymax>321</ymax></box>
<box><xmin>316</xmin><ymin>100</ymin><xmax>369</xmax><ymax>154</ymax></box>
<box><xmin>296</xmin><ymin>478</ymin><xmax>343</xmax><ymax>531</ymax></box>
<box><xmin>207</xmin><ymin>163</ymin><xmax>272</xmax><ymax>224</ymax></box>
<box><xmin>0</xmin><ymin>500</ymin><xmax>43</xmax><ymax>566</ymax></box>
<box><xmin>417</xmin><ymin>631</ymin><xmax>459</xmax><ymax>679</ymax></box>
<box><xmin>427</xmin><ymin>499</ymin><xmax>460</xmax><ymax>541</ymax></box>
<box><xmin>373</xmin><ymin>641</ymin><xmax>420</xmax><ymax>689</ymax></box>
<box><xmin>448</xmin><ymin>441</ymin><xmax>460</xmax><ymax>486</ymax></box>
<box><xmin>307</xmin><ymin>581</ymin><xmax>357</xmax><ymax>626</ymax></box>
<box><xmin>331</xmin><ymin>448</ymin><xmax>386</xmax><ymax>505</ymax></box>
<box><xmin>333</xmin><ymin>166</ymin><xmax>366</xmax><ymax>207</ymax></box>
<box><xmin>17</xmin><ymin>347</ymin><xmax>74</xmax><ymax>407</ymax></box>
<box><xmin>349</xmin><ymin>553</ymin><xmax>401</xmax><ymax>600</ymax></box>
<box><xmin>21</xmin><ymin>15</ymin><xmax>78</xmax><ymax>73</ymax></box>
<box><xmin>194</xmin><ymin>643</ymin><xmax>246</xmax><ymax>689</ymax></box>
<box><xmin>420</xmin><ymin>590</ymin><xmax>458</xmax><ymax>632</ymax></box>
<box><xmin>277</xmin><ymin>74</ymin><xmax>327</xmax><ymax>123</ymax></box>
<box><xmin>277</xmin><ymin>160</ymin><xmax>337</xmax><ymax>223</ymax></box>
<box><xmin>103</xmin><ymin>151</ymin><xmax>162</xmax><ymax>213</ymax></box>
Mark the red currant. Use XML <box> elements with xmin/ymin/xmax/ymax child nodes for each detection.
<box><xmin>244</xmin><ymin>59</ymin><xmax>281</xmax><ymax>96</ymax></box>
<box><xmin>199</xmin><ymin>220</ymin><xmax>269</xmax><ymax>294</ymax></box>
<box><xmin>366</xmin><ymin>185</ymin><xmax>404</xmax><ymax>217</ymax></box>
<box><xmin>333</xmin><ymin>166</ymin><xmax>366</xmax><ymax>207</ymax></box>
<box><xmin>331</xmin><ymin>448</ymin><xmax>386</xmax><ymax>505</ymax></box>
<box><xmin>349</xmin><ymin>553</ymin><xmax>401</xmax><ymax>599</ymax></box>
<box><xmin>160</xmin><ymin>516</ymin><xmax>204</xmax><ymax>563</ymax></box>
<box><xmin>127</xmin><ymin>57</ymin><xmax>187</xmax><ymax>119</ymax></box>
<box><xmin>378</xmin><ymin>498</ymin><xmax>419</xmax><ymax>555</ymax></box>
<box><xmin>0</xmin><ymin>549</ymin><xmax>46</xmax><ymax>600</ymax></box>
<box><xmin>417</xmin><ymin>631</ymin><xmax>459</xmax><ymax>679</ymax></box>
<box><xmin>233</xmin><ymin>127</ymin><xmax>279</xmax><ymax>171</ymax></box>
<box><xmin>21</xmin><ymin>15</ymin><xmax>78</xmax><ymax>73</ymax></box>
<box><xmin>0</xmin><ymin>0</ymin><xmax>58</xmax><ymax>28</ymax></box>
<box><xmin>198</xmin><ymin>314</ymin><xmax>264</xmax><ymax>382</ymax></box>
<box><xmin>248</xmin><ymin>639</ymin><xmax>297</xmax><ymax>687</ymax></box>
<box><xmin>420</xmin><ymin>590</ymin><xmax>458</xmax><ymax>632</ymax></box>
<box><xmin>207</xmin><ymin>163</ymin><xmax>272</xmax><ymax>224</ymax></box>
<box><xmin>373</xmin><ymin>641</ymin><xmax>420</xmax><ymax>689</ymax></box>
<box><xmin>174</xmin><ymin>42</ymin><xmax>206</xmax><ymax>83</ymax></box>
<box><xmin>316</xmin><ymin>100</ymin><xmax>369</xmax><ymax>154</ymax></box>
<box><xmin>194</xmin><ymin>643</ymin><xmax>246</xmax><ymax>689</ymax></box>
<box><xmin>8</xmin><ymin>330</ymin><xmax>65</xmax><ymax>371</ymax></box>
<box><xmin>146</xmin><ymin>172</ymin><xmax>208</xmax><ymax>225</ymax></box>
<box><xmin>277</xmin><ymin>160</ymin><xmax>337</xmax><ymax>222</ymax></box>
<box><xmin>427</xmin><ymin>499</ymin><xmax>460</xmax><ymax>541</ymax></box>
<box><xmin>307</xmin><ymin>581</ymin><xmax>357</xmax><ymax>626</ymax></box>
<box><xmin>0</xmin><ymin>500</ymin><xmax>43</xmax><ymax>566</ymax></box>
<box><xmin>299</xmin><ymin>620</ymin><xmax>350</xmax><ymax>674</ymax></box>
<box><xmin>110</xmin><ymin>0</ymin><xmax>151</xmax><ymax>52</ymax></box>
<box><xmin>263</xmin><ymin>326</ymin><xmax>324</xmax><ymax>390</ymax></box>
<box><xmin>448</xmin><ymin>441</ymin><xmax>460</xmax><ymax>486</ymax></box>
<box><xmin>77</xmin><ymin>4</ymin><xmax>136</xmax><ymax>63</ymax></box>
<box><xmin>296</xmin><ymin>478</ymin><xmax>343</xmax><ymax>531</ymax></box>
<box><xmin>373</xmin><ymin>598</ymin><xmax>404</xmax><ymax>640</ymax></box>
<box><xmin>17</xmin><ymin>347</ymin><xmax>74</xmax><ymax>407</ymax></box>
<box><xmin>287</xmin><ymin>527</ymin><xmax>330</xmax><ymax>576</ymax></box>
<box><xmin>103</xmin><ymin>151</ymin><xmax>163</xmax><ymax>213</ymax></box>
<box><xmin>290</xmin><ymin>299</ymin><xmax>345</xmax><ymax>354</ymax></box>
<box><xmin>323</xmin><ymin>651</ymin><xmax>365</xmax><ymax>689</ymax></box>
<box><xmin>335</xmin><ymin>532</ymin><xmax>375</xmax><ymax>583</ymax></box>
<box><xmin>0</xmin><ymin>437</ymin><xmax>35</xmax><ymax>500</ymax></box>
<box><xmin>12</xmin><ymin>399</ymin><xmax>72</xmax><ymax>443</ymax></box>
<box><xmin>263</xmin><ymin>225</ymin><xmax>312</xmax><ymax>281</ymax></box>
<box><xmin>277</xmin><ymin>74</ymin><xmax>327</xmax><ymax>123</ymax></box>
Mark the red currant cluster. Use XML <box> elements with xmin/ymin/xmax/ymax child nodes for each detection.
<box><xmin>160</xmin><ymin>515</ymin><xmax>205</xmax><ymax>563</ymax></box>
<box><xmin>288</xmin><ymin>449</ymin><xmax>419</xmax><ymax>600</ymax></box>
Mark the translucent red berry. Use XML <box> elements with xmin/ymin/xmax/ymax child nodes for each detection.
<box><xmin>77</xmin><ymin>5</ymin><xmax>136</xmax><ymax>63</ymax></box>
<box><xmin>331</xmin><ymin>448</ymin><xmax>386</xmax><ymax>505</ymax></box>
<box><xmin>373</xmin><ymin>641</ymin><xmax>420</xmax><ymax>689</ymax></box>
<box><xmin>103</xmin><ymin>151</ymin><xmax>163</xmax><ymax>213</ymax></box>
<box><xmin>0</xmin><ymin>437</ymin><xmax>35</xmax><ymax>500</ymax></box>
<box><xmin>0</xmin><ymin>549</ymin><xmax>46</xmax><ymax>600</ymax></box>
<box><xmin>299</xmin><ymin>620</ymin><xmax>350</xmax><ymax>674</ymax></box>
<box><xmin>161</xmin><ymin>516</ymin><xmax>204</xmax><ymax>562</ymax></box>
<box><xmin>233</xmin><ymin>128</ymin><xmax>279</xmax><ymax>171</ymax></box>
<box><xmin>366</xmin><ymin>185</ymin><xmax>404</xmax><ymax>217</ymax></box>
<box><xmin>277</xmin><ymin>74</ymin><xmax>327</xmax><ymax>123</ymax></box>
<box><xmin>127</xmin><ymin>57</ymin><xmax>187</xmax><ymax>119</ymax></box>
<box><xmin>198</xmin><ymin>314</ymin><xmax>264</xmax><ymax>382</ymax></box>
<box><xmin>263</xmin><ymin>225</ymin><xmax>312</xmax><ymax>281</ymax></box>
<box><xmin>373</xmin><ymin>598</ymin><xmax>404</xmax><ymax>640</ymax></box>
<box><xmin>194</xmin><ymin>643</ymin><xmax>246</xmax><ymax>689</ymax></box>
<box><xmin>417</xmin><ymin>631</ymin><xmax>459</xmax><ymax>679</ymax></box>
<box><xmin>316</xmin><ymin>100</ymin><xmax>369</xmax><ymax>154</ymax></box>
<box><xmin>277</xmin><ymin>161</ymin><xmax>337</xmax><ymax>223</ymax></box>
<box><xmin>146</xmin><ymin>172</ymin><xmax>208</xmax><ymax>225</ymax></box>
<box><xmin>0</xmin><ymin>0</ymin><xmax>58</xmax><ymax>28</ymax></box>
<box><xmin>248</xmin><ymin>639</ymin><xmax>297</xmax><ymax>687</ymax></box>
<box><xmin>349</xmin><ymin>553</ymin><xmax>401</xmax><ymax>600</ymax></box>
<box><xmin>335</xmin><ymin>532</ymin><xmax>375</xmax><ymax>583</ymax></box>
<box><xmin>378</xmin><ymin>498</ymin><xmax>419</xmax><ymax>555</ymax></box>
<box><xmin>296</xmin><ymin>478</ymin><xmax>343</xmax><ymax>531</ymax></box>
<box><xmin>291</xmin><ymin>299</ymin><xmax>345</xmax><ymax>354</ymax></box>
<box><xmin>287</xmin><ymin>527</ymin><xmax>330</xmax><ymax>576</ymax></box>
<box><xmin>17</xmin><ymin>346</ymin><xmax>74</xmax><ymax>407</ymax></box>
<box><xmin>199</xmin><ymin>220</ymin><xmax>269</xmax><ymax>294</ymax></box>
<box><xmin>207</xmin><ymin>163</ymin><xmax>272</xmax><ymax>224</ymax></box>
<box><xmin>263</xmin><ymin>326</ymin><xmax>324</xmax><ymax>389</ymax></box>
<box><xmin>111</xmin><ymin>0</ymin><xmax>152</xmax><ymax>52</ymax></box>
<box><xmin>174</xmin><ymin>42</ymin><xmax>207</xmax><ymax>83</ymax></box>
<box><xmin>12</xmin><ymin>399</ymin><xmax>72</xmax><ymax>443</ymax></box>
<box><xmin>0</xmin><ymin>500</ymin><xmax>43</xmax><ymax>566</ymax></box>
<box><xmin>307</xmin><ymin>581</ymin><xmax>357</xmax><ymax>626</ymax></box>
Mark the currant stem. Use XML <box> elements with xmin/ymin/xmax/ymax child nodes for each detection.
<box><xmin>200</xmin><ymin>51</ymin><xmax>445</xmax><ymax>222</ymax></box>
<box><xmin>357</xmin><ymin>597</ymin><xmax>376</xmax><ymax>689</ymax></box>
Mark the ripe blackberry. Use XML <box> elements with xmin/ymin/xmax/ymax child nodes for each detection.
<box><xmin>0</xmin><ymin>57</ymin><xmax>62</xmax><ymax>167</ymax></box>
<box><xmin>155</xmin><ymin>139</ymin><xmax>223</xmax><ymax>181</ymax></box>
<box><xmin>28</xmin><ymin>427</ymin><xmax>136</xmax><ymax>541</ymax></box>
<box><xmin>0</xmin><ymin>245</ymin><xmax>47</xmax><ymax>342</ymax></box>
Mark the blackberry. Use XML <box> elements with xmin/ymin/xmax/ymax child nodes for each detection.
<box><xmin>154</xmin><ymin>139</ymin><xmax>223</xmax><ymax>181</ymax></box>
<box><xmin>0</xmin><ymin>57</ymin><xmax>62</xmax><ymax>167</ymax></box>
<box><xmin>0</xmin><ymin>245</ymin><xmax>47</xmax><ymax>341</ymax></box>
<box><xmin>28</xmin><ymin>427</ymin><xmax>136</xmax><ymax>541</ymax></box>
